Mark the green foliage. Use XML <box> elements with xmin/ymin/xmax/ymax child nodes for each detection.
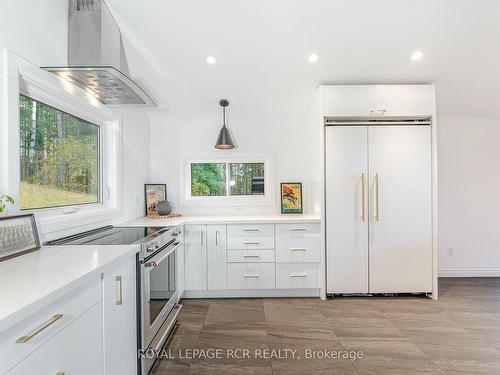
<box><xmin>19</xmin><ymin>95</ymin><xmax>99</xmax><ymax>209</ymax></box>
<box><xmin>190</xmin><ymin>162</ymin><xmax>265</xmax><ymax>197</ymax></box>
<box><xmin>0</xmin><ymin>194</ymin><xmax>14</xmax><ymax>213</ymax></box>
<box><xmin>191</xmin><ymin>181</ymin><xmax>210</xmax><ymax>196</ymax></box>
<box><xmin>191</xmin><ymin>163</ymin><xmax>226</xmax><ymax>196</ymax></box>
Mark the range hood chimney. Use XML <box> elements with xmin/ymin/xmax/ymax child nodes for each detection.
<box><xmin>43</xmin><ymin>0</ymin><xmax>155</xmax><ymax>107</ymax></box>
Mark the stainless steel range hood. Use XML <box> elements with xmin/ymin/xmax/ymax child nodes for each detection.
<box><xmin>43</xmin><ymin>0</ymin><xmax>155</xmax><ymax>107</ymax></box>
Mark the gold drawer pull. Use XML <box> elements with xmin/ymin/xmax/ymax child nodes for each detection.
<box><xmin>55</xmin><ymin>372</ymin><xmax>65</xmax><ymax>375</ymax></box>
<box><xmin>244</xmin><ymin>242</ymin><xmax>260</xmax><ymax>245</ymax></box>
<box><xmin>289</xmin><ymin>248</ymin><xmax>306</xmax><ymax>252</ymax></box>
<box><xmin>243</xmin><ymin>255</ymin><xmax>260</xmax><ymax>258</ymax></box>
<box><xmin>290</xmin><ymin>228</ymin><xmax>306</xmax><ymax>232</ymax></box>
<box><xmin>290</xmin><ymin>273</ymin><xmax>307</xmax><ymax>278</ymax></box>
<box><xmin>16</xmin><ymin>314</ymin><xmax>63</xmax><ymax>343</ymax></box>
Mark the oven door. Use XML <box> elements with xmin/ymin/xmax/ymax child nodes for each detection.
<box><xmin>141</xmin><ymin>240</ymin><xmax>180</xmax><ymax>347</ymax></box>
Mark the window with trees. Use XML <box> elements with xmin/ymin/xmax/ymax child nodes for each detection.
<box><xmin>190</xmin><ymin>162</ymin><xmax>265</xmax><ymax>197</ymax></box>
<box><xmin>19</xmin><ymin>95</ymin><xmax>100</xmax><ymax>210</ymax></box>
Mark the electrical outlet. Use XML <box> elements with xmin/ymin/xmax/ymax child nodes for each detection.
<box><xmin>447</xmin><ymin>246</ymin><xmax>454</xmax><ymax>256</ymax></box>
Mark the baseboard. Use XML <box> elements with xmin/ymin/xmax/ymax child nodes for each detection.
<box><xmin>182</xmin><ymin>288</ymin><xmax>321</xmax><ymax>298</ymax></box>
<box><xmin>438</xmin><ymin>269</ymin><xmax>500</xmax><ymax>277</ymax></box>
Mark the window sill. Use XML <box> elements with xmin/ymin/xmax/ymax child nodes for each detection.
<box><xmin>34</xmin><ymin>207</ymin><xmax>121</xmax><ymax>237</ymax></box>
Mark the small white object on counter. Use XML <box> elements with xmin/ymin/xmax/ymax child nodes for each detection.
<box><xmin>0</xmin><ymin>244</ymin><xmax>139</xmax><ymax>331</ymax></box>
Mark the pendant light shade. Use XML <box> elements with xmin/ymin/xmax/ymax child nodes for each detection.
<box><xmin>215</xmin><ymin>99</ymin><xmax>236</xmax><ymax>149</ymax></box>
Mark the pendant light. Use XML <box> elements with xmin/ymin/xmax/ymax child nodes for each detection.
<box><xmin>215</xmin><ymin>99</ymin><xmax>236</xmax><ymax>149</ymax></box>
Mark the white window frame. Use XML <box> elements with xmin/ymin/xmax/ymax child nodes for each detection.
<box><xmin>0</xmin><ymin>50</ymin><xmax>122</xmax><ymax>235</ymax></box>
<box><xmin>183</xmin><ymin>157</ymin><xmax>275</xmax><ymax>207</ymax></box>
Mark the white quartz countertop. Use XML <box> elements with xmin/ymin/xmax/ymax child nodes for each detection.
<box><xmin>0</xmin><ymin>244</ymin><xmax>139</xmax><ymax>331</ymax></box>
<box><xmin>122</xmin><ymin>214</ymin><xmax>321</xmax><ymax>227</ymax></box>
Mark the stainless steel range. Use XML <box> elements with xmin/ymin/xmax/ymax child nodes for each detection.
<box><xmin>46</xmin><ymin>225</ymin><xmax>182</xmax><ymax>374</ymax></box>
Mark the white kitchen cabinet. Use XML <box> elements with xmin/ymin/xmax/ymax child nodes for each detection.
<box><xmin>276</xmin><ymin>263</ymin><xmax>321</xmax><ymax>289</ymax></box>
<box><xmin>102</xmin><ymin>254</ymin><xmax>137</xmax><ymax>375</ymax></box>
<box><xmin>184</xmin><ymin>224</ymin><xmax>207</xmax><ymax>291</ymax></box>
<box><xmin>227</xmin><ymin>249</ymin><xmax>275</xmax><ymax>263</ymax></box>
<box><xmin>182</xmin><ymin>221</ymin><xmax>321</xmax><ymax>297</ymax></box>
<box><xmin>227</xmin><ymin>263</ymin><xmax>275</xmax><ymax>289</ymax></box>
<box><xmin>326</xmin><ymin>125</ymin><xmax>433</xmax><ymax>294</ymax></box>
<box><xmin>7</xmin><ymin>303</ymin><xmax>103</xmax><ymax>375</ymax></box>
<box><xmin>0</xmin><ymin>276</ymin><xmax>101</xmax><ymax>374</ymax></box>
<box><xmin>207</xmin><ymin>224</ymin><xmax>227</xmax><ymax>290</ymax></box>
<box><xmin>322</xmin><ymin>85</ymin><xmax>434</xmax><ymax>118</ymax></box>
<box><xmin>227</xmin><ymin>223</ymin><xmax>275</xmax><ymax>250</ymax></box>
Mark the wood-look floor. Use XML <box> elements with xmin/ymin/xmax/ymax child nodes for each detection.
<box><xmin>152</xmin><ymin>278</ymin><xmax>500</xmax><ymax>375</ymax></box>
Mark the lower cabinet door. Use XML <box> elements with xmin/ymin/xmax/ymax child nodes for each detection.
<box><xmin>207</xmin><ymin>224</ymin><xmax>227</xmax><ymax>290</ymax></box>
<box><xmin>8</xmin><ymin>303</ymin><xmax>103</xmax><ymax>375</ymax></box>
<box><xmin>184</xmin><ymin>225</ymin><xmax>208</xmax><ymax>290</ymax></box>
<box><xmin>102</xmin><ymin>255</ymin><xmax>137</xmax><ymax>375</ymax></box>
<box><xmin>276</xmin><ymin>263</ymin><xmax>321</xmax><ymax>289</ymax></box>
<box><xmin>227</xmin><ymin>263</ymin><xmax>275</xmax><ymax>289</ymax></box>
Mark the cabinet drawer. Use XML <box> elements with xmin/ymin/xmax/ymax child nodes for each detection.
<box><xmin>276</xmin><ymin>263</ymin><xmax>321</xmax><ymax>289</ymax></box>
<box><xmin>228</xmin><ymin>263</ymin><xmax>275</xmax><ymax>289</ymax></box>
<box><xmin>0</xmin><ymin>276</ymin><xmax>101</xmax><ymax>374</ymax></box>
<box><xmin>7</xmin><ymin>303</ymin><xmax>103</xmax><ymax>375</ymax></box>
<box><xmin>227</xmin><ymin>224</ymin><xmax>275</xmax><ymax>237</ymax></box>
<box><xmin>276</xmin><ymin>235</ymin><xmax>321</xmax><ymax>262</ymax></box>
<box><xmin>276</xmin><ymin>223</ymin><xmax>320</xmax><ymax>235</ymax></box>
<box><xmin>227</xmin><ymin>250</ymin><xmax>275</xmax><ymax>263</ymax></box>
<box><xmin>227</xmin><ymin>236</ymin><xmax>275</xmax><ymax>250</ymax></box>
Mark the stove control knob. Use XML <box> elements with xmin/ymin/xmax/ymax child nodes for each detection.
<box><xmin>147</xmin><ymin>244</ymin><xmax>156</xmax><ymax>252</ymax></box>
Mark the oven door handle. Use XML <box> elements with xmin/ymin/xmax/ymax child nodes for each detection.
<box><xmin>144</xmin><ymin>242</ymin><xmax>181</xmax><ymax>269</ymax></box>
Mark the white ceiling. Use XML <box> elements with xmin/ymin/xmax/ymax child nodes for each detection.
<box><xmin>107</xmin><ymin>0</ymin><xmax>500</xmax><ymax>119</ymax></box>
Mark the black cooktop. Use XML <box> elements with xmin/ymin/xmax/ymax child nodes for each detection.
<box><xmin>45</xmin><ymin>226</ymin><xmax>172</xmax><ymax>246</ymax></box>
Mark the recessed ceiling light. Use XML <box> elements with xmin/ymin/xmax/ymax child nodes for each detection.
<box><xmin>308</xmin><ymin>53</ymin><xmax>319</xmax><ymax>63</ymax></box>
<box><xmin>206</xmin><ymin>56</ymin><xmax>217</xmax><ymax>64</ymax></box>
<box><xmin>411</xmin><ymin>51</ymin><xmax>424</xmax><ymax>61</ymax></box>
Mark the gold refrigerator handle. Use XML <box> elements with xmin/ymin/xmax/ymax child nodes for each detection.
<box><xmin>373</xmin><ymin>173</ymin><xmax>380</xmax><ymax>222</ymax></box>
<box><xmin>360</xmin><ymin>173</ymin><xmax>365</xmax><ymax>221</ymax></box>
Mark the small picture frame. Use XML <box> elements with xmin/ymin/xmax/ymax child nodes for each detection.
<box><xmin>0</xmin><ymin>214</ymin><xmax>41</xmax><ymax>262</ymax></box>
<box><xmin>280</xmin><ymin>182</ymin><xmax>303</xmax><ymax>214</ymax></box>
<box><xmin>144</xmin><ymin>184</ymin><xmax>167</xmax><ymax>216</ymax></box>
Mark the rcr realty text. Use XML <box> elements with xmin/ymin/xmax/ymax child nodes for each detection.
<box><xmin>138</xmin><ymin>348</ymin><xmax>365</xmax><ymax>361</ymax></box>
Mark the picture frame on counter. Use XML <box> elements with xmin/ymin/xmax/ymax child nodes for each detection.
<box><xmin>280</xmin><ymin>182</ymin><xmax>303</xmax><ymax>214</ymax></box>
<box><xmin>145</xmin><ymin>183</ymin><xmax>167</xmax><ymax>216</ymax></box>
<box><xmin>0</xmin><ymin>214</ymin><xmax>41</xmax><ymax>262</ymax></box>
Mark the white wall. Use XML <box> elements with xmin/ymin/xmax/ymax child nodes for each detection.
<box><xmin>150</xmin><ymin>113</ymin><xmax>322</xmax><ymax>215</ymax></box>
<box><xmin>437</xmin><ymin>115</ymin><xmax>500</xmax><ymax>276</ymax></box>
<box><xmin>0</xmin><ymin>0</ymin><xmax>68</xmax><ymax>66</ymax></box>
<box><xmin>119</xmin><ymin>109</ymin><xmax>151</xmax><ymax>221</ymax></box>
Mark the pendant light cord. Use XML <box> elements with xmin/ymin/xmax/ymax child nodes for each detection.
<box><xmin>223</xmin><ymin>106</ymin><xmax>226</xmax><ymax>127</ymax></box>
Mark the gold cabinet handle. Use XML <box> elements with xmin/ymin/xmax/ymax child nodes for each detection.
<box><xmin>16</xmin><ymin>314</ymin><xmax>63</xmax><ymax>343</ymax></box>
<box><xmin>373</xmin><ymin>173</ymin><xmax>380</xmax><ymax>221</ymax></box>
<box><xmin>116</xmin><ymin>275</ymin><xmax>123</xmax><ymax>305</ymax></box>
<box><xmin>360</xmin><ymin>173</ymin><xmax>366</xmax><ymax>221</ymax></box>
<box><xmin>55</xmin><ymin>372</ymin><xmax>65</xmax><ymax>375</ymax></box>
<box><xmin>289</xmin><ymin>248</ymin><xmax>306</xmax><ymax>252</ymax></box>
